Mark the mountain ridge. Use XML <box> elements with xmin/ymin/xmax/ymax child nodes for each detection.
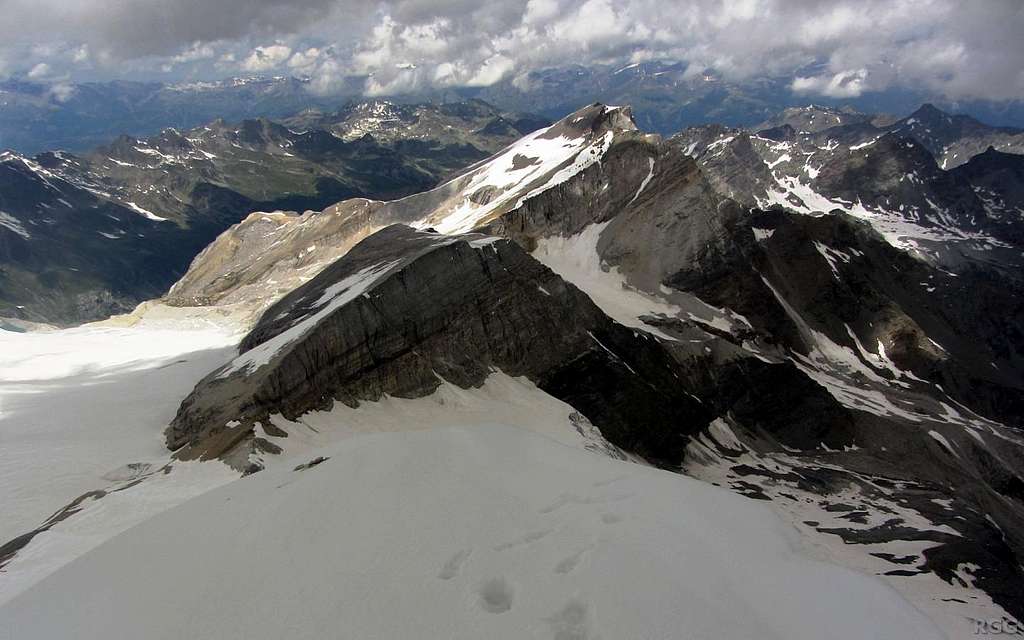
<box><xmin>0</xmin><ymin>99</ymin><xmax>547</xmax><ymax>325</ymax></box>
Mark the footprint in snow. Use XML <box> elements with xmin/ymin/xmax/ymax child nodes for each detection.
<box><xmin>438</xmin><ymin>549</ymin><xmax>471</xmax><ymax>580</ymax></box>
<box><xmin>478</xmin><ymin>577</ymin><xmax>514</xmax><ymax>614</ymax></box>
<box><xmin>554</xmin><ymin>546</ymin><xmax>592</xmax><ymax>575</ymax></box>
<box><xmin>494</xmin><ymin>528</ymin><xmax>553</xmax><ymax>551</ymax></box>
<box><xmin>540</xmin><ymin>492</ymin><xmax>634</xmax><ymax>514</ymax></box>
<box><xmin>546</xmin><ymin>599</ymin><xmax>594</xmax><ymax>640</ymax></box>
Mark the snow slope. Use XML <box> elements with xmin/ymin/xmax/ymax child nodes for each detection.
<box><xmin>0</xmin><ymin>314</ymin><xmax>241</xmax><ymax>601</ymax></box>
<box><xmin>0</xmin><ymin>424</ymin><xmax>943</xmax><ymax>640</ymax></box>
<box><xmin>424</xmin><ymin>125</ymin><xmax>614</xmax><ymax>234</ymax></box>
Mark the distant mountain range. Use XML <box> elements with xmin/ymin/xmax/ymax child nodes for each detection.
<box><xmin>5</xmin><ymin>62</ymin><xmax>1024</xmax><ymax>155</ymax></box>
<box><xmin>0</xmin><ymin>76</ymin><xmax>355</xmax><ymax>154</ymax></box>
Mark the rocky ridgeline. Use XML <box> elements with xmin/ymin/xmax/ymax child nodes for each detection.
<box><xmin>0</xmin><ymin>100</ymin><xmax>543</xmax><ymax>325</ymax></box>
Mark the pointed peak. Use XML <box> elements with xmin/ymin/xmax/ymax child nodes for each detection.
<box><xmin>547</xmin><ymin>103</ymin><xmax>637</xmax><ymax>139</ymax></box>
<box><xmin>910</xmin><ymin>103</ymin><xmax>947</xmax><ymax>120</ymax></box>
<box><xmin>756</xmin><ymin>123</ymin><xmax>796</xmax><ymax>142</ymax></box>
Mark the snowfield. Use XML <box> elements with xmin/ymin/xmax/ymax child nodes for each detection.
<box><xmin>0</xmin><ymin>320</ymin><xmax>945</xmax><ymax>639</ymax></box>
<box><xmin>0</xmin><ymin>424</ymin><xmax>943</xmax><ymax>640</ymax></box>
<box><xmin>0</xmin><ymin>315</ymin><xmax>241</xmax><ymax>602</ymax></box>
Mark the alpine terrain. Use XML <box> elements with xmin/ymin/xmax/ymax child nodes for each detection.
<box><xmin>1</xmin><ymin>100</ymin><xmax>1023</xmax><ymax>639</ymax></box>
<box><xmin>0</xmin><ymin>99</ymin><xmax>545</xmax><ymax>325</ymax></box>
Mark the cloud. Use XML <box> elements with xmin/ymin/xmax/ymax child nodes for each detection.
<box><xmin>241</xmin><ymin>44</ymin><xmax>294</xmax><ymax>71</ymax></box>
<box><xmin>287</xmin><ymin>47</ymin><xmax>323</xmax><ymax>74</ymax></box>
<box><xmin>0</xmin><ymin>0</ymin><xmax>1022</xmax><ymax>103</ymax></box>
<box><xmin>792</xmin><ymin>68</ymin><xmax>869</xmax><ymax>98</ymax></box>
<box><xmin>72</xmin><ymin>45</ymin><xmax>90</xmax><ymax>64</ymax></box>
<box><xmin>171</xmin><ymin>42</ymin><xmax>217</xmax><ymax>65</ymax></box>
<box><xmin>48</xmin><ymin>82</ymin><xmax>76</xmax><ymax>102</ymax></box>
<box><xmin>27</xmin><ymin>62</ymin><xmax>51</xmax><ymax>79</ymax></box>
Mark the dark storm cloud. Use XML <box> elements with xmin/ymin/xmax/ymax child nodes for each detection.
<box><xmin>0</xmin><ymin>0</ymin><xmax>350</xmax><ymax>57</ymax></box>
<box><xmin>1</xmin><ymin>0</ymin><xmax>1022</xmax><ymax>102</ymax></box>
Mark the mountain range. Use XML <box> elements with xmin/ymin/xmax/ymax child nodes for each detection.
<box><xmin>1</xmin><ymin>98</ymin><xmax>1023</xmax><ymax>637</ymax></box>
<box><xmin>0</xmin><ymin>99</ymin><xmax>545</xmax><ymax>324</ymax></box>
<box><xmin>6</xmin><ymin>63</ymin><xmax>1024</xmax><ymax>155</ymax></box>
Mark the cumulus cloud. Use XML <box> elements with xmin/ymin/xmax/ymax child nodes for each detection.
<box><xmin>0</xmin><ymin>0</ymin><xmax>1022</xmax><ymax>102</ymax></box>
<box><xmin>48</xmin><ymin>82</ymin><xmax>76</xmax><ymax>102</ymax></box>
<box><xmin>72</xmin><ymin>45</ymin><xmax>90</xmax><ymax>64</ymax></box>
<box><xmin>27</xmin><ymin>62</ymin><xmax>52</xmax><ymax>79</ymax></box>
<box><xmin>242</xmin><ymin>44</ymin><xmax>294</xmax><ymax>71</ymax></box>
<box><xmin>792</xmin><ymin>68</ymin><xmax>869</xmax><ymax>98</ymax></box>
<box><xmin>172</xmin><ymin>42</ymin><xmax>217</xmax><ymax>65</ymax></box>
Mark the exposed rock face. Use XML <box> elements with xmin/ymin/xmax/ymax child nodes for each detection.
<box><xmin>673</xmin><ymin>124</ymin><xmax>1024</xmax><ymax>271</ymax></box>
<box><xmin>755</xmin><ymin>103</ymin><xmax>1024</xmax><ymax>170</ymax></box>
<box><xmin>754</xmin><ymin>105</ymin><xmax>876</xmax><ymax>134</ymax></box>
<box><xmin>165</xmin><ymin>103</ymin><xmax>646</xmax><ymax>313</ymax></box>
<box><xmin>167</xmin><ymin>225</ymin><xmax>711</xmax><ymax>464</ymax></box>
<box><xmin>893</xmin><ymin>104</ymin><xmax>1024</xmax><ymax>169</ymax></box>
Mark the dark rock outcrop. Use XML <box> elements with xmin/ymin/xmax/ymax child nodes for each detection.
<box><xmin>167</xmin><ymin>225</ymin><xmax>714</xmax><ymax>463</ymax></box>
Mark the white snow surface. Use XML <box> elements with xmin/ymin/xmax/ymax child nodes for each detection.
<box><xmin>422</xmin><ymin>111</ymin><xmax>618</xmax><ymax>234</ymax></box>
<box><xmin>0</xmin><ymin>423</ymin><xmax>943</xmax><ymax>640</ymax></box>
<box><xmin>124</xmin><ymin>201</ymin><xmax>167</xmax><ymax>222</ymax></box>
<box><xmin>0</xmin><ymin>317</ymin><xmax>241</xmax><ymax>600</ymax></box>
<box><xmin>532</xmin><ymin>222</ymin><xmax>681</xmax><ymax>340</ymax></box>
<box><xmin>256</xmin><ymin>372</ymin><xmax>632</xmax><ymax>465</ymax></box>
<box><xmin>533</xmin><ymin>222</ymin><xmax>751</xmax><ymax>340</ymax></box>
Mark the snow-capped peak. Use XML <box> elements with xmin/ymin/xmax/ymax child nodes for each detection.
<box><xmin>419</xmin><ymin>103</ymin><xmax>636</xmax><ymax>234</ymax></box>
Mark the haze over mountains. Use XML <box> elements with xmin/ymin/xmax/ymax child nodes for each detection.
<box><xmin>6</xmin><ymin>63</ymin><xmax>1024</xmax><ymax>155</ymax></box>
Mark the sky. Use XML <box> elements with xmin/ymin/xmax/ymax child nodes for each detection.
<box><xmin>1</xmin><ymin>0</ymin><xmax>1022</xmax><ymax>103</ymax></box>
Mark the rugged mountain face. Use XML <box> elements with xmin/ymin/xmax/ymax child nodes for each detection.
<box><xmin>168</xmin><ymin>225</ymin><xmax>711</xmax><ymax>466</ymax></box>
<box><xmin>674</xmin><ymin>116</ymin><xmax>1024</xmax><ymax>271</ymax></box>
<box><xmin>753</xmin><ymin>102</ymin><xmax>1024</xmax><ymax>170</ymax></box>
<box><xmin>892</xmin><ymin>104</ymin><xmax>1024</xmax><ymax>169</ymax></box>
<box><xmin>2</xmin><ymin>100</ymin><xmax>1021</xmax><ymax>635</ymax></box>
<box><xmin>0</xmin><ymin>101</ymin><xmax>545</xmax><ymax>325</ymax></box>
<box><xmin>159</xmin><ymin>102</ymin><xmax>1024</xmax><ymax>625</ymax></box>
<box><xmin>164</xmin><ymin>103</ymin><xmax>637</xmax><ymax>310</ymax></box>
<box><xmin>281</xmin><ymin>98</ymin><xmax>548</xmax><ymax>148</ymax></box>
<box><xmin>952</xmin><ymin>147</ymin><xmax>1024</xmax><ymax>238</ymax></box>
<box><xmin>0</xmin><ymin>151</ymin><xmax>214</xmax><ymax>321</ymax></box>
<box><xmin>754</xmin><ymin>104</ymin><xmax>880</xmax><ymax>133</ymax></box>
